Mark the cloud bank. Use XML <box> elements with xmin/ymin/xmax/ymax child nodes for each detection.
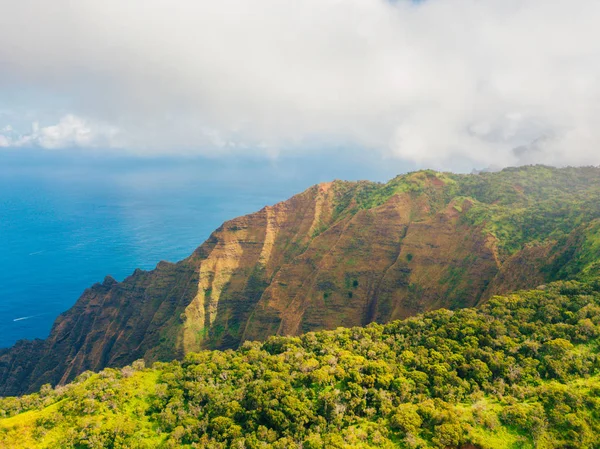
<box><xmin>0</xmin><ymin>0</ymin><xmax>599</xmax><ymax>169</ymax></box>
<box><xmin>0</xmin><ymin>116</ymin><xmax>117</xmax><ymax>149</ymax></box>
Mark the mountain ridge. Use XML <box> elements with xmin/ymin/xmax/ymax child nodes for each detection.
<box><xmin>2</xmin><ymin>165</ymin><xmax>600</xmax><ymax>396</ymax></box>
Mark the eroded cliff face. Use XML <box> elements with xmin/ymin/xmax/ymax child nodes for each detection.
<box><xmin>180</xmin><ymin>178</ymin><xmax>502</xmax><ymax>350</ymax></box>
<box><xmin>242</xmin><ymin>195</ymin><xmax>499</xmax><ymax>342</ymax></box>
<box><xmin>0</xmin><ymin>261</ymin><xmax>200</xmax><ymax>396</ymax></box>
<box><xmin>2</xmin><ymin>167</ymin><xmax>598</xmax><ymax>396</ymax></box>
<box><xmin>181</xmin><ymin>182</ymin><xmax>342</xmax><ymax>351</ymax></box>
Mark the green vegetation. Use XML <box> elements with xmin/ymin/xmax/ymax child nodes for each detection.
<box><xmin>3</xmin><ymin>280</ymin><xmax>600</xmax><ymax>448</ymax></box>
<box><xmin>332</xmin><ymin>165</ymin><xmax>600</xmax><ymax>260</ymax></box>
<box><xmin>452</xmin><ymin>166</ymin><xmax>600</xmax><ymax>258</ymax></box>
<box><xmin>5</xmin><ymin>165</ymin><xmax>600</xmax><ymax>447</ymax></box>
<box><xmin>331</xmin><ymin>170</ymin><xmax>457</xmax><ymax>219</ymax></box>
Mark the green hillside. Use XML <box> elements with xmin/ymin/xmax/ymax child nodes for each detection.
<box><xmin>336</xmin><ymin>165</ymin><xmax>600</xmax><ymax>260</ymax></box>
<box><xmin>3</xmin><ymin>280</ymin><xmax>600</xmax><ymax>449</ymax></box>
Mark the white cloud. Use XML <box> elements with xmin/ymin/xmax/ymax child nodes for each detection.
<box><xmin>0</xmin><ymin>0</ymin><xmax>599</xmax><ymax>169</ymax></box>
<box><xmin>0</xmin><ymin>115</ymin><xmax>118</xmax><ymax>149</ymax></box>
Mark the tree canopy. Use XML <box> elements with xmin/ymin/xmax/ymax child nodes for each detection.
<box><xmin>2</xmin><ymin>280</ymin><xmax>600</xmax><ymax>448</ymax></box>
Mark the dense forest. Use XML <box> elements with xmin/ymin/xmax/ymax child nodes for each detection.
<box><xmin>2</xmin><ymin>280</ymin><xmax>600</xmax><ymax>448</ymax></box>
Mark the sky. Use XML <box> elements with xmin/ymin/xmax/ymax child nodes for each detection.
<box><xmin>0</xmin><ymin>0</ymin><xmax>599</xmax><ymax>172</ymax></box>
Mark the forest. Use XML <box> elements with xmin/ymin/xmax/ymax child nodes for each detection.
<box><xmin>2</xmin><ymin>280</ymin><xmax>600</xmax><ymax>448</ymax></box>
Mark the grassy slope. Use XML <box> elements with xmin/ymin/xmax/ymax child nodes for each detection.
<box><xmin>0</xmin><ymin>371</ymin><xmax>165</xmax><ymax>448</ymax></box>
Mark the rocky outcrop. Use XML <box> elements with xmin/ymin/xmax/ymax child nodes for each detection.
<box><xmin>482</xmin><ymin>242</ymin><xmax>555</xmax><ymax>299</ymax></box>
<box><xmin>2</xmin><ymin>166</ymin><xmax>599</xmax><ymax>396</ymax></box>
<box><xmin>0</xmin><ymin>262</ymin><xmax>199</xmax><ymax>396</ymax></box>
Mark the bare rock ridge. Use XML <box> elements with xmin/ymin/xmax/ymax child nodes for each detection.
<box><xmin>2</xmin><ymin>165</ymin><xmax>600</xmax><ymax>396</ymax></box>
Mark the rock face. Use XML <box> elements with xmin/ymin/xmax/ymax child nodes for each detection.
<box><xmin>0</xmin><ymin>263</ymin><xmax>200</xmax><ymax>396</ymax></box>
<box><xmin>2</xmin><ymin>165</ymin><xmax>600</xmax><ymax>396</ymax></box>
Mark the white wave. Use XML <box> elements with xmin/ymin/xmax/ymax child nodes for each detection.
<box><xmin>13</xmin><ymin>314</ymin><xmax>43</xmax><ymax>322</ymax></box>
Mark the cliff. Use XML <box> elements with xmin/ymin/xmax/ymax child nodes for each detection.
<box><xmin>2</xmin><ymin>165</ymin><xmax>600</xmax><ymax>396</ymax></box>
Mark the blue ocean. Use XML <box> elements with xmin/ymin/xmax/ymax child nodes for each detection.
<box><xmin>0</xmin><ymin>150</ymin><xmax>405</xmax><ymax>348</ymax></box>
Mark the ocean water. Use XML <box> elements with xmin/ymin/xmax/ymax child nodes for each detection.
<box><xmin>0</xmin><ymin>150</ymin><xmax>407</xmax><ymax>348</ymax></box>
<box><xmin>0</xmin><ymin>154</ymin><xmax>305</xmax><ymax>348</ymax></box>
